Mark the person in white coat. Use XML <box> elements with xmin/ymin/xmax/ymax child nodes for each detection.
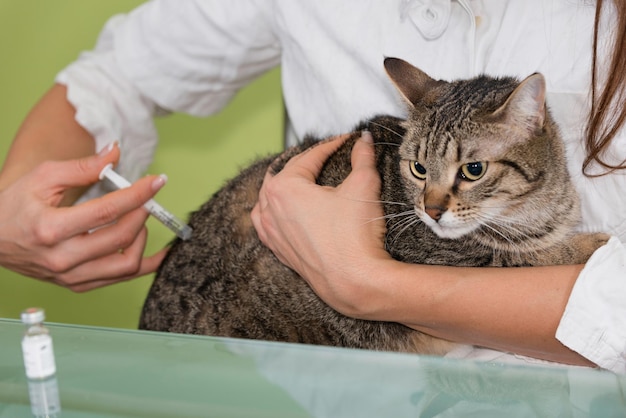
<box><xmin>1</xmin><ymin>0</ymin><xmax>625</xmax><ymax>372</ymax></box>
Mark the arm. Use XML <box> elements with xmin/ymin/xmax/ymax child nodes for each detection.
<box><xmin>0</xmin><ymin>84</ymin><xmax>167</xmax><ymax>291</ymax></box>
<box><xmin>0</xmin><ymin>85</ymin><xmax>95</xmax><ymax>203</ymax></box>
<box><xmin>372</xmin><ymin>259</ymin><xmax>589</xmax><ymax>366</ymax></box>
<box><xmin>251</xmin><ymin>133</ymin><xmax>594</xmax><ymax>367</ymax></box>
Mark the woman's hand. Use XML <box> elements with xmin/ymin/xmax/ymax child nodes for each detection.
<box><xmin>0</xmin><ymin>144</ymin><xmax>167</xmax><ymax>292</ymax></box>
<box><xmin>251</xmin><ymin>132</ymin><xmax>393</xmax><ymax>317</ymax></box>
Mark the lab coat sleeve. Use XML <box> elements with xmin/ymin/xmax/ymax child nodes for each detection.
<box><xmin>55</xmin><ymin>0</ymin><xmax>280</xmax><ymax>200</ymax></box>
<box><xmin>55</xmin><ymin>12</ymin><xmax>164</xmax><ymax>200</ymax></box>
<box><xmin>556</xmin><ymin>236</ymin><xmax>626</xmax><ymax>374</ymax></box>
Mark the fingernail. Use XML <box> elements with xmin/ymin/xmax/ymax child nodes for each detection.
<box><xmin>98</xmin><ymin>141</ymin><xmax>118</xmax><ymax>157</ymax></box>
<box><xmin>360</xmin><ymin>130</ymin><xmax>373</xmax><ymax>144</ymax></box>
<box><xmin>152</xmin><ymin>174</ymin><xmax>168</xmax><ymax>191</ymax></box>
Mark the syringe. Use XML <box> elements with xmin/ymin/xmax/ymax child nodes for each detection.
<box><xmin>99</xmin><ymin>164</ymin><xmax>193</xmax><ymax>241</ymax></box>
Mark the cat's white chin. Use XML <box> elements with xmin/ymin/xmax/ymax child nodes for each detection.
<box><xmin>423</xmin><ymin>218</ymin><xmax>476</xmax><ymax>239</ymax></box>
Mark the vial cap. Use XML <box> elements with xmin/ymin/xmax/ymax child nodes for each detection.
<box><xmin>21</xmin><ymin>308</ymin><xmax>45</xmax><ymax>324</ymax></box>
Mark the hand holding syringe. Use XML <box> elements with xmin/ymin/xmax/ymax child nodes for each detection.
<box><xmin>99</xmin><ymin>164</ymin><xmax>193</xmax><ymax>240</ymax></box>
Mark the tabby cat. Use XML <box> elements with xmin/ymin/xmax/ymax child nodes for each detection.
<box><xmin>139</xmin><ymin>58</ymin><xmax>607</xmax><ymax>355</ymax></box>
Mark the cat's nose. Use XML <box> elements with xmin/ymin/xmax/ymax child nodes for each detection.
<box><xmin>425</xmin><ymin>206</ymin><xmax>446</xmax><ymax>222</ymax></box>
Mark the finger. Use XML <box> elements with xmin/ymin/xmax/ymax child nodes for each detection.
<box><xmin>257</xmin><ymin>138</ymin><xmax>342</xmax><ymax>212</ymax></box>
<box><xmin>42</xmin><ymin>174</ymin><xmax>166</xmax><ymax>240</ymax></box>
<box><xmin>43</xmin><ymin>207</ymin><xmax>151</xmax><ymax>272</ymax></box>
<box><xmin>53</xmin><ymin>227</ymin><xmax>165</xmax><ymax>291</ymax></box>
<box><xmin>64</xmin><ymin>248</ymin><xmax>169</xmax><ymax>292</ymax></box>
<box><xmin>250</xmin><ymin>203</ymin><xmax>264</xmax><ymax>239</ymax></box>
<box><xmin>49</xmin><ymin>244</ymin><xmax>147</xmax><ymax>291</ymax></box>
<box><xmin>350</xmin><ymin>130</ymin><xmax>376</xmax><ymax>171</ymax></box>
<box><xmin>32</xmin><ymin>210</ymin><xmax>147</xmax><ymax>277</ymax></box>
<box><xmin>349</xmin><ymin>130</ymin><xmax>380</xmax><ymax>187</ymax></box>
<box><xmin>281</xmin><ymin>133</ymin><xmax>351</xmax><ymax>181</ymax></box>
<box><xmin>140</xmin><ymin>247</ymin><xmax>170</xmax><ymax>274</ymax></box>
<box><xmin>339</xmin><ymin>130</ymin><xmax>382</xmax><ymax>202</ymax></box>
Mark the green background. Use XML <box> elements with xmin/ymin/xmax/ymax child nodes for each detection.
<box><xmin>0</xmin><ymin>1</ymin><xmax>283</xmax><ymax>328</ymax></box>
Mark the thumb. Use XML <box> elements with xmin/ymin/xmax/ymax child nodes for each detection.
<box><xmin>350</xmin><ymin>131</ymin><xmax>376</xmax><ymax>172</ymax></box>
<box><xmin>280</xmin><ymin>134</ymin><xmax>351</xmax><ymax>183</ymax></box>
<box><xmin>341</xmin><ymin>130</ymin><xmax>381</xmax><ymax>202</ymax></box>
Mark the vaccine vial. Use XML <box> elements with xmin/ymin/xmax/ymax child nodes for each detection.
<box><xmin>21</xmin><ymin>308</ymin><xmax>57</xmax><ymax>380</ymax></box>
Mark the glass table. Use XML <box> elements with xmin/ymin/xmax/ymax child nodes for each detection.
<box><xmin>1</xmin><ymin>318</ymin><xmax>624</xmax><ymax>417</ymax></box>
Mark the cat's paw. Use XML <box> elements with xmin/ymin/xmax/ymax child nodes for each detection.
<box><xmin>569</xmin><ymin>232</ymin><xmax>611</xmax><ymax>263</ymax></box>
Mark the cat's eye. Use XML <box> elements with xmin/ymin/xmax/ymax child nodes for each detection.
<box><xmin>459</xmin><ymin>162</ymin><xmax>487</xmax><ymax>181</ymax></box>
<box><xmin>409</xmin><ymin>161</ymin><xmax>427</xmax><ymax>179</ymax></box>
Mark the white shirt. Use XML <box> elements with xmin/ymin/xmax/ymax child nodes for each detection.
<box><xmin>56</xmin><ymin>0</ymin><xmax>626</xmax><ymax>373</ymax></box>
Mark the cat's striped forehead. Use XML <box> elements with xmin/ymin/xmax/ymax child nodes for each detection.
<box><xmin>421</xmin><ymin>76</ymin><xmax>519</xmax><ymax>129</ymax></box>
<box><xmin>400</xmin><ymin>75</ymin><xmax>521</xmax><ymax>163</ymax></box>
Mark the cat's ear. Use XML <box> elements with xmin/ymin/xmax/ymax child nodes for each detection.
<box><xmin>490</xmin><ymin>73</ymin><xmax>546</xmax><ymax>134</ymax></box>
<box><xmin>384</xmin><ymin>57</ymin><xmax>441</xmax><ymax>107</ymax></box>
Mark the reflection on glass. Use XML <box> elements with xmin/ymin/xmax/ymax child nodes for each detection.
<box><xmin>27</xmin><ymin>376</ymin><xmax>61</xmax><ymax>418</ymax></box>
<box><xmin>226</xmin><ymin>341</ymin><xmax>626</xmax><ymax>417</ymax></box>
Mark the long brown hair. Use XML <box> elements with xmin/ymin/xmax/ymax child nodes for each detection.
<box><xmin>585</xmin><ymin>0</ymin><xmax>626</xmax><ymax>176</ymax></box>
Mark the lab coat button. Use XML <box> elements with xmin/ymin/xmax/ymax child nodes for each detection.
<box><xmin>402</xmin><ymin>0</ymin><xmax>452</xmax><ymax>40</ymax></box>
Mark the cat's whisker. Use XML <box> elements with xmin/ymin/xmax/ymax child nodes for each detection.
<box><xmin>383</xmin><ymin>210</ymin><xmax>416</xmax><ymax>220</ymax></box>
<box><xmin>367</xmin><ymin>121</ymin><xmax>404</xmax><ymax>140</ymax></box>
<box><xmin>477</xmin><ymin>220</ymin><xmax>517</xmax><ymax>246</ymax></box>
<box><xmin>384</xmin><ymin>211</ymin><xmax>422</xmax><ymax>245</ymax></box>
<box><xmin>478</xmin><ymin>212</ymin><xmax>545</xmax><ymax>237</ymax></box>
<box><xmin>381</xmin><ymin>215</ymin><xmax>412</xmax><ymax>233</ymax></box>
<box><xmin>344</xmin><ymin>197</ymin><xmax>409</xmax><ymax>206</ymax></box>
<box><xmin>479</xmin><ymin>218</ymin><xmax>545</xmax><ymax>258</ymax></box>
<box><xmin>387</xmin><ymin>217</ymin><xmax>421</xmax><ymax>247</ymax></box>
<box><xmin>477</xmin><ymin>216</ymin><xmax>522</xmax><ymax>233</ymax></box>
<box><xmin>385</xmin><ymin>216</ymin><xmax>416</xmax><ymax>238</ymax></box>
<box><xmin>379</xmin><ymin>200</ymin><xmax>410</xmax><ymax>206</ymax></box>
<box><xmin>477</xmin><ymin>214</ymin><xmax>524</xmax><ymax>233</ymax></box>
<box><xmin>362</xmin><ymin>209</ymin><xmax>415</xmax><ymax>226</ymax></box>
<box><xmin>349</xmin><ymin>198</ymin><xmax>411</xmax><ymax>225</ymax></box>
<box><xmin>373</xmin><ymin>141</ymin><xmax>402</xmax><ymax>147</ymax></box>
<box><xmin>475</xmin><ymin>213</ymin><xmax>538</xmax><ymax>246</ymax></box>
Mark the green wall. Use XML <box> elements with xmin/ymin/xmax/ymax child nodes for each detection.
<box><xmin>0</xmin><ymin>2</ymin><xmax>283</xmax><ymax>328</ymax></box>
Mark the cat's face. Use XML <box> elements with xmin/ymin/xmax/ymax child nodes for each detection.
<box><xmin>383</xmin><ymin>58</ymin><xmax>550</xmax><ymax>240</ymax></box>
<box><xmin>398</xmin><ymin>118</ymin><xmax>533</xmax><ymax>239</ymax></box>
